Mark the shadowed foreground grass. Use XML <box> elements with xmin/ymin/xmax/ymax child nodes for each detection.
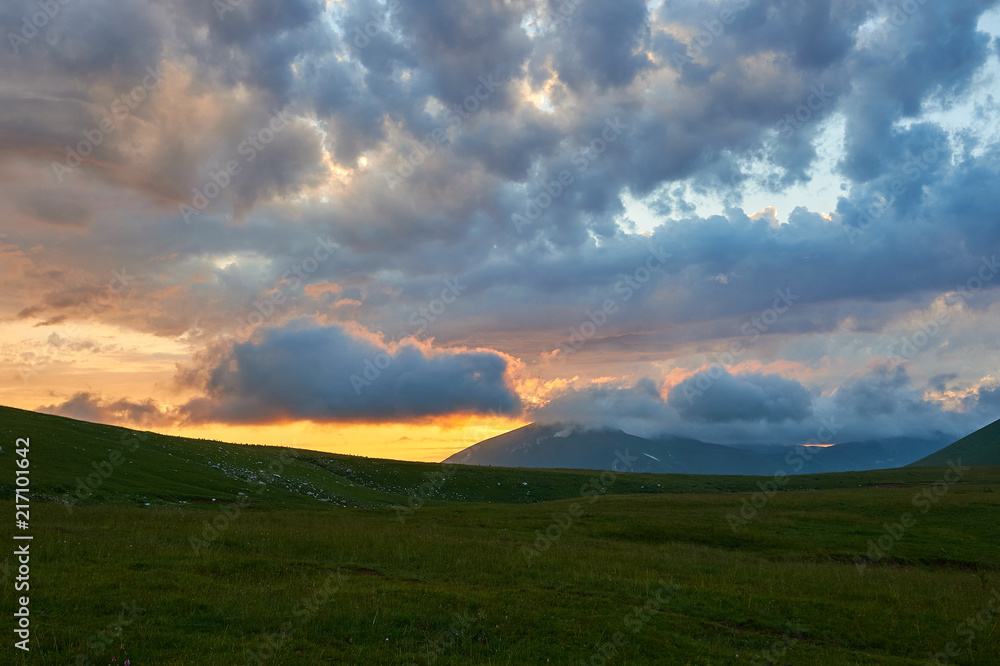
<box><xmin>2</xmin><ymin>406</ymin><xmax>998</xmax><ymax>663</ymax></box>
<box><xmin>6</xmin><ymin>471</ymin><xmax>1000</xmax><ymax>665</ymax></box>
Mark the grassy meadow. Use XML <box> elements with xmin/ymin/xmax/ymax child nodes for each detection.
<box><xmin>1</xmin><ymin>405</ymin><xmax>999</xmax><ymax>664</ymax></box>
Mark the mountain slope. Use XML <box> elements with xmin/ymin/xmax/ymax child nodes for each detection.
<box><xmin>447</xmin><ymin>423</ymin><xmax>950</xmax><ymax>475</ymax></box>
<box><xmin>909</xmin><ymin>417</ymin><xmax>1000</xmax><ymax>467</ymax></box>
<box><xmin>445</xmin><ymin>423</ymin><xmax>671</xmax><ymax>471</ymax></box>
<box><xmin>444</xmin><ymin>423</ymin><xmax>774</xmax><ymax>474</ymax></box>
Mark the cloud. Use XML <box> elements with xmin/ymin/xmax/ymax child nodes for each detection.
<box><xmin>38</xmin><ymin>392</ymin><xmax>172</xmax><ymax>428</ymax></box>
<box><xmin>15</xmin><ymin>190</ymin><xmax>92</xmax><ymax>227</ymax></box>
<box><xmin>973</xmin><ymin>383</ymin><xmax>1000</xmax><ymax>413</ymax></box>
<box><xmin>530</xmin><ymin>361</ymin><xmax>999</xmax><ymax>446</ymax></box>
<box><xmin>667</xmin><ymin>369</ymin><xmax>814</xmax><ymax>423</ymax></box>
<box><xmin>543</xmin><ymin>0</ymin><xmax>651</xmax><ymax>92</ymax></box>
<box><xmin>531</xmin><ymin>377</ymin><xmax>675</xmax><ymax>434</ymax></box>
<box><xmin>531</xmin><ymin>369</ymin><xmax>816</xmax><ymax>442</ymax></box>
<box><xmin>179</xmin><ymin>321</ymin><xmax>521</xmax><ymax>423</ymax></box>
<box><xmin>929</xmin><ymin>372</ymin><xmax>959</xmax><ymax>392</ymax></box>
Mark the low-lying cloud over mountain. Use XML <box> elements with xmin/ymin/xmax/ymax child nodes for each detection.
<box><xmin>531</xmin><ymin>363</ymin><xmax>1000</xmax><ymax>446</ymax></box>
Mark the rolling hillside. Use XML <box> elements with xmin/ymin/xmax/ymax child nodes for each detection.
<box><xmin>2</xmin><ymin>404</ymin><xmax>1000</xmax><ymax>664</ymax></box>
<box><xmin>910</xmin><ymin>416</ymin><xmax>1000</xmax><ymax>467</ymax></box>
<box><xmin>0</xmin><ymin>404</ymin><xmax>988</xmax><ymax>511</ymax></box>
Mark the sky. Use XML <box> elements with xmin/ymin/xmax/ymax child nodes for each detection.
<box><xmin>1</xmin><ymin>0</ymin><xmax>1000</xmax><ymax>462</ymax></box>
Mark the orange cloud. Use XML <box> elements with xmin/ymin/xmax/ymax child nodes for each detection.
<box><xmin>304</xmin><ymin>281</ymin><xmax>343</xmax><ymax>297</ymax></box>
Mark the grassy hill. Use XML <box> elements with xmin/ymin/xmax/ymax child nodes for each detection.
<box><xmin>910</xmin><ymin>417</ymin><xmax>1000</xmax><ymax>467</ymax></box>
<box><xmin>2</xmin><ymin>404</ymin><xmax>983</xmax><ymax>509</ymax></box>
<box><xmin>2</xmin><ymin>405</ymin><xmax>999</xmax><ymax>664</ymax></box>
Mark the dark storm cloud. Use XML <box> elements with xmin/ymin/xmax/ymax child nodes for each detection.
<box><xmin>834</xmin><ymin>362</ymin><xmax>920</xmax><ymax>417</ymax></box>
<box><xmin>814</xmin><ymin>363</ymin><xmax>1000</xmax><ymax>443</ymax></box>
<box><xmin>975</xmin><ymin>384</ymin><xmax>1000</xmax><ymax>412</ymax></box>
<box><xmin>667</xmin><ymin>369</ymin><xmax>813</xmax><ymax>423</ymax></box>
<box><xmin>179</xmin><ymin>321</ymin><xmax>521</xmax><ymax>423</ymax></box>
<box><xmin>391</xmin><ymin>0</ymin><xmax>531</xmax><ymax>105</ymax></box>
<box><xmin>536</xmin><ymin>371</ymin><xmax>814</xmax><ymax>434</ymax></box>
<box><xmin>533</xmin><ymin>372</ymin><xmax>820</xmax><ymax>444</ymax></box>
<box><xmin>532</xmin><ymin>363</ymin><xmax>998</xmax><ymax>446</ymax></box>
<box><xmin>2</xmin><ymin>0</ymin><xmax>164</xmax><ymax>79</ymax></box>
<box><xmin>837</xmin><ymin>2</ymin><xmax>995</xmax><ymax>183</ymax></box>
<box><xmin>452</xmin><ymin>111</ymin><xmax>562</xmax><ymax>180</ymax></box>
<box><xmin>173</xmin><ymin>0</ymin><xmax>329</xmax><ymax>101</ymax></box>
<box><xmin>929</xmin><ymin>373</ymin><xmax>959</xmax><ymax>392</ymax></box>
<box><xmin>535</xmin><ymin>377</ymin><xmax>670</xmax><ymax>424</ymax></box>
<box><xmin>542</xmin><ymin>0</ymin><xmax>651</xmax><ymax>91</ymax></box>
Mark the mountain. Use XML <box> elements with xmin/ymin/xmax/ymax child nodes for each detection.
<box><xmin>909</xmin><ymin>417</ymin><xmax>1000</xmax><ymax>467</ymax></box>
<box><xmin>443</xmin><ymin>423</ymin><xmax>764</xmax><ymax>474</ymax></box>
<box><xmin>446</xmin><ymin>423</ymin><xmax>951</xmax><ymax>475</ymax></box>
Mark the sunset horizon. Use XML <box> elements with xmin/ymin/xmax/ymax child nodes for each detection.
<box><xmin>3</xmin><ymin>0</ymin><xmax>1000</xmax><ymax>463</ymax></box>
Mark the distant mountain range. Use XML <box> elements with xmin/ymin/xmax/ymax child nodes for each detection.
<box><xmin>445</xmin><ymin>423</ymin><xmax>965</xmax><ymax>475</ymax></box>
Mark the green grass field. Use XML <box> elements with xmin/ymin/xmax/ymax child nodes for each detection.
<box><xmin>2</xmin><ymin>405</ymin><xmax>999</xmax><ymax>664</ymax></box>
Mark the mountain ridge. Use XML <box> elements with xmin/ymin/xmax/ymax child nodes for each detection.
<box><xmin>446</xmin><ymin>422</ymin><xmax>955</xmax><ymax>475</ymax></box>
